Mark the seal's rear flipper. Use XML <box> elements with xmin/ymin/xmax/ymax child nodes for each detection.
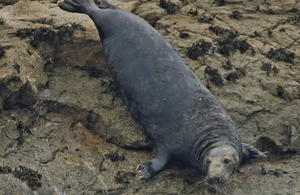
<box><xmin>136</xmin><ymin>149</ymin><xmax>169</xmax><ymax>180</ymax></box>
<box><xmin>94</xmin><ymin>0</ymin><xmax>117</xmax><ymax>9</ymax></box>
<box><xmin>58</xmin><ymin>0</ymin><xmax>98</xmax><ymax>14</ymax></box>
<box><xmin>242</xmin><ymin>143</ymin><xmax>267</xmax><ymax>162</ymax></box>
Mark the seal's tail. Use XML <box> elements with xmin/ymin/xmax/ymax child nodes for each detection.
<box><xmin>58</xmin><ymin>0</ymin><xmax>96</xmax><ymax>14</ymax></box>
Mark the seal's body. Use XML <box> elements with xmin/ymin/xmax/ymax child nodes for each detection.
<box><xmin>59</xmin><ymin>0</ymin><xmax>265</xmax><ymax>183</ymax></box>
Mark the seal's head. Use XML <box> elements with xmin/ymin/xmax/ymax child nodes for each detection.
<box><xmin>203</xmin><ymin>145</ymin><xmax>240</xmax><ymax>184</ymax></box>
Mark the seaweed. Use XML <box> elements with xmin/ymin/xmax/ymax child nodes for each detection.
<box><xmin>205</xmin><ymin>66</ymin><xmax>224</xmax><ymax>86</ymax></box>
<box><xmin>158</xmin><ymin>0</ymin><xmax>178</xmax><ymax>14</ymax></box>
<box><xmin>0</xmin><ymin>45</ymin><xmax>5</xmax><ymax>59</ymax></box>
<box><xmin>14</xmin><ymin>23</ymin><xmax>85</xmax><ymax>48</ymax></box>
<box><xmin>261</xmin><ymin>62</ymin><xmax>279</xmax><ymax>76</ymax></box>
<box><xmin>187</xmin><ymin>40</ymin><xmax>212</xmax><ymax>60</ymax></box>
<box><xmin>114</xmin><ymin>171</ymin><xmax>135</xmax><ymax>184</ymax></box>
<box><xmin>266</xmin><ymin>48</ymin><xmax>294</xmax><ymax>64</ymax></box>
<box><xmin>105</xmin><ymin>153</ymin><xmax>125</xmax><ymax>162</ymax></box>
<box><xmin>179</xmin><ymin>32</ymin><xmax>190</xmax><ymax>39</ymax></box>
<box><xmin>0</xmin><ymin>165</ymin><xmax>42</xmax><ymax>190</ymax></box>
<box><xmin>225</xmin><ymin>72</ymin><xmax>239</xmax><ymax>82</ymax></box>
<box><xmin>198</xmin><ymin>14</ymin><xmax>215</xmax><ymax>23</ymax></box>
<box><xmin>229</xmin><ymin>11</ymin><xmax>243</xmax><ymax>19</ymax></box>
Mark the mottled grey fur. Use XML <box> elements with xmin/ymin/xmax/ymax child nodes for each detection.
<box><xmin>58</xmin><ymin>0</ymin><xmax>265</xmax><ymax>183</ymax></box>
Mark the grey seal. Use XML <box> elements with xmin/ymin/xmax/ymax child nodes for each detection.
<box><xmin>58</xmin><ymin>0</ymin><xmax>266</xmax><ymax>183</ymax></box>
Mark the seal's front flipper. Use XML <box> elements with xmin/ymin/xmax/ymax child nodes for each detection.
<box><xmin>137</xmin><ymin>149</ymin><xmax>169</xmax><ymax>180</ymax></box>
<box><xmin>242</xmin><ymin>143</ymin><xmax>267</xmax><ymax>162</ymax></box>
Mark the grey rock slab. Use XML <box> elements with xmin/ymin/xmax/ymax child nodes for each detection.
<box><xmin>134</xmin><ymin>2</ymin><xmax>167</xmax><ymax>26</ymax></box>
<box><xmin>0</xmin><ymin>174</ymin><xmax>34</xmax><ymax>195</ymax></box>
<box><xmin>38</xmin><ymin>64</ymin><xmax>150</xmax><ymax>148</ymax></box>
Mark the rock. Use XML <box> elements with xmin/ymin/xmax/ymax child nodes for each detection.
<box><xmin>180</xmin><ymin>4</ymin><xmax>203</xmax><ymax>16</ymax></box>
<box><xmin>0</xmin><ymin>33</ymin><xmax>47</xmax><ymax>109</ymax></box>
<box><xmin>134</xmin><ymin>2</ymin><xmax>167</xmax><ymax>25</ymax></box>
<box><xmin>0</xmin><ymin>175</ymin><xmax>34</xmax><ymax>195</ymax></box>
<box><xmin>0</xmin><ymin>0</ymin><xmax>300</xmax><ymax>194</ymax></box>
<box><xmin>35</xmin><ymin>38</ymin><xmax>150</xmax><ymax>148</ymax></box>
<box><xmin>109</xmin><ymin>0</ymin><xmax>139</xmax><ymax>12</ymax></box>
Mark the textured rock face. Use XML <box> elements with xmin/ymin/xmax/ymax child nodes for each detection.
<box><xmin>0</xmin><ymin>0</ymin><xmax>300</xmax><ymax>194</ymax></box>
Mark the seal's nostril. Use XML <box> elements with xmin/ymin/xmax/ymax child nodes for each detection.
<box><xmin>207</xmin><ymin>174</ymin><xmax>222</xmax><ymax>184</ymax></box>
<box><xmin>207</xmin><ymin>178</ymin><xmax>214</xmax><ymax>184</ymax></box>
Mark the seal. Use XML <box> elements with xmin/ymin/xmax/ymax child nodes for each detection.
<box><xmin>58</xmin><ymin>0</ymin><xmax>266</xmax><ymax>183</ymax></box>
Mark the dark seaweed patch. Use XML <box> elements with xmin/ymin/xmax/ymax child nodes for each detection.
<box><xmin>209</xmin><ymin>26</ymin><xmax>255</xmax><ymax>56</ymax></box>
<box><xmin>225</xmin><ymin>72</ymin><xmax>239</xmax><ymax>82</ymax></box>
<box><xmin>0</xmin><ymin>165</ymin><xmax>13</xmax><ymax>174</ymax></box>
<box><xmin>198</xmin><ymin>14</ymin><xmax>215</xmax><ymax>23</ymax></box>
<box><xmin>214</xmin><ymin>0</ymin><xmax>227</xmax><ymax>6</ymax></box>
<box><xmin>266</xmin><ymin>48</ymin><xmax>294</xmax><ymax>64</ymax></box>
<box><xmin>0</xmin><ymin>45</ymin><xmax>5</xmax><ymax>59</ymax></box>
<box><xmin>209</xmin><ymin>25</ymin><xmax>230</xmax><ymax>35</ymax></box>
<box><xmin>187</xmin><ymin>39</ymin><xmax>212</xmax><ymax>60</ymax></box>
<box><xmin>16</xmin><ymin>28</ymin><xmax>56</xmax><ymax>47</ymax></box>
<box><xmin>114</xmin><ymin>171</ymin><xmax>135</xmax><ymax>184</ymax></box>
<box><xmin>222</xmin><ymin>61</ymin><xmax>233</xmax><ymax>70</ymax></box>
<box><xmin>0</xmin><ymin>165</ymin><xmax>42</xmax><ymax>190</ymax></box>
<box><xmin>215</xmin><ymin>31</ymin><xmax>254</xmax><ymax>56</ymax></box>
<box><xmin>261</xmin><ymin>62</ymin><xmax>279</xmax><ymax>76</ymax></box>
<box><xmin>158</xmin><ymin>0</ymin><xmax>177</xmax><ymax>14</ymax></box>
<box><xmin>105</xmin><ymin>153</ymin><xmax>125</xmax><ymax>162</ymax></box>
<box><xmin>13</xmin><ymin>166</ymin><xmax>42</xmax><ymax>190</ymax></box>
<box><xmin>179</xmin><ymin>32</ymin><xmax>190</xmax><ymax>39</ymax></box>
<box><xmin>261</xmin><ymin>62</ymin><xmax>272</xmax><ymax>71</ymax></box>
<box><xmin>216</xmin><ymin>31</ymin><xmax>239</xmax><ymax>56</ymax></box>
<box><xmin>15</xmin><ymin>23</ymin><xmax>85</xmax><ymax>48</ymax></box>
<box><xmin>229</xmin><ymin>11</ymin><xmax>243</xmax><ymax>19</ymax></box>
<box><xmin>205</xmin><ymin>66</ymin><xmax>224</xmax><ymax>86</ymax></box>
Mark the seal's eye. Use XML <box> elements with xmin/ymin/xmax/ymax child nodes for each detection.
<box><xmin>224</xmin><ymin>159</ymin><xmax>231</xmax><ymax>164</ymax></box>
<box><xmin>206</xmin><ymin>159</ymin><xmax>211</xmax><ymax>164</ymax></box>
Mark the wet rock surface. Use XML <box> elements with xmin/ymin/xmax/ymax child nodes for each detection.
<box><xmin>0</xmin><ymin>0</ymin><xmax>299</xmax><ymax>194</ymax></box>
